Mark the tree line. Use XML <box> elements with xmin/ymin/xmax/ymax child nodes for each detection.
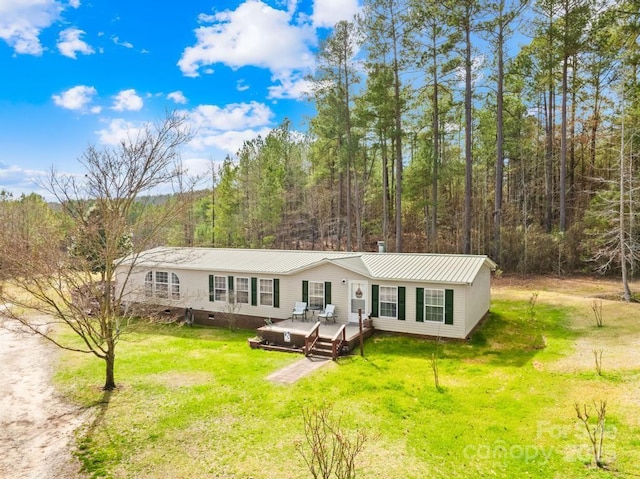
<box><xmin>2</xmin><ymin>0</ymin><xmax>640</xmax><ymax>282</ymax></box>
<box><xmin>180</xmin><ymin>0</ymin><xmax>640</xmax><ymax>281</ymax></box>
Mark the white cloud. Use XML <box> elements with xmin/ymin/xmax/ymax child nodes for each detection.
<box><xmin>181</xmin><ymin>156</ymin><xmax>214</xmax><ymax>177</ymax></box>
<box><xmin>190</xmin><ymin>128</ymin><xmax>273</xmax><ymax>155</ymax></box>
<box><xmin>111</xmin><ymin>89</ymin><xmax>143</xmax><ymax>111</ymax></box>
<box><xmin>52</xmin><ymin>85</ymin><xmax>97</xmax><ymax>111</ymax></box>
<box><xmin>312</xmin><ymin>0</ymin><xmax>360</xmax><ymax>28</ymax></box>
<box><xmin>69</xmin><ymin>0</ymin><xmax>81</xmax><ymax>8</ymax></box>
<box><xmin>178</xmin><ymin>0</ymin><xmax>316</xmax><ymax>78</ymax></box>
<box><xmin>0</xmin><ymin>163</ymin><xmax>48</xmax><ymax>198</ymax></box>
<box><xmin>0</xmin><ymin>0</ymin><xmax>63</xmax><ymax>55</ymax></box>
<box><xmin>187</xmin><ymin>101</ymin><xmax>274</xmax><ymax>131</ymax></box>
<box><xmin>167</xmin><ymin>91</ymin><xmax>188</xmax><ymax>104</ymax></box>
<box><xmin>267</xmin><ymin>72</ymin><xmax>313</xmax><ymax>100</ymax></box>
<box><xmin>95</xmin><ymin>118</ymin><xmax>143</xmax><ymax>146</ymax></box>
<box><xmin>454</xmin><ymin>54</ymin><xmax>485</xmax><ymax>89</ymax></box>
<box><xmin>236</xmin><ymin>80</ymin><xmax>249</xmax><ymax>92</ymax></box>
<box><xmin>112</xmin><ymin>35</ymin><xmax>133</xmax><ymax>48</ymax></box>
<box><xmin>57</xmin><ymin>27</ymin><xmax>94</xmax><ymax>59</ymax></box>
<box><xmin>182</xmin><ymin>101</ymin><xmax>275</xmax><ymax>155</ymax></box>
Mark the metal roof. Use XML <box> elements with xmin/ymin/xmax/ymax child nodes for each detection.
<box><xmin>129</xmin><ymin>247</ymin><xmax>496</xmax><ymax>285</ymax></box>
<box><xmin>358</xmin><ymin>253</ymin><xmax>494</xmax><ymax>284</ymax></box>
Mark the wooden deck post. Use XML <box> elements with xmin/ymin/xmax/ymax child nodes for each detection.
<box><xmin>358</xmin><ymin>308</ymin><xmax>364</xmax><ymax>357</ymax></box>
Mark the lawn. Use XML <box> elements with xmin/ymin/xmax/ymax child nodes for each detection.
<box><xmin>56</xmin><ymin>277</ymin><xmax>640</xmax><ymax>478</ymax></box>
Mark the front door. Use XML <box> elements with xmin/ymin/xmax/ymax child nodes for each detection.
<box><xmin>348</xmin><ymin>280</ymin><xmax>368</xmax><ymax>323</ymax></box>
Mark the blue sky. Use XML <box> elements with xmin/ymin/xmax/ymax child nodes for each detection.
<box><xmin>0</xmin><ymin>0</ymin><xmax>361</xmax><ymax>198</ymax></box>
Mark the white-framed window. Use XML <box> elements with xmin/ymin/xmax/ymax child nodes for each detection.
<box><xmin>259</xmin><ymin>278</ymin><xmax>273</xmax><ymax>306</ymax></box>
<box><xmin>379</xmin><ymin>286</ymin><xmax>398</xmax><ymax>318</ymax></box>
<box><xmin>214</xmin><ymin>275</ymin><xmax>227</xmax><ymax>302</ymax></box>
<box><xmin>308</xmin><ymin>281</ymin><xmax>324</xmax><ymax>310</ymax></box>
<box><xmin>145</xmin><ymin>271</ymin><xmax>180</xmax><ymax>300</ymax></box>
<box><xmin>425</xmin><ymin>289</ymin><xmax>445</xmax><ymax>322</ymax></box>
<box><xmin>170</xmin><ymin>273</ymin><xmax>180</xmax><ymax>300</ymax></box>
<box><xmin>144</xmin><ymin>271</ymin><xmax>153</xmax><ymax>297</ymax></box>
<box><xmin>155</xmin><ymin>271</ymin><xmax>169</xmax><ymax>299</ymax></box>
<box><xmin>236</xmin><ymin>277</ymin><xmax>249</xmax><ymax>304</ymax></box>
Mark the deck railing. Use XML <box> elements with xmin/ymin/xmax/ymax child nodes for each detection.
<box><xmin>304</xmin><ymin>321</ymin><xmax>321</xmax><ymax>356</ymax></box>
<box><xmin>330</xmin><ymin>325</ymin><xmax>346</xmax><ymax>360</ymax></box>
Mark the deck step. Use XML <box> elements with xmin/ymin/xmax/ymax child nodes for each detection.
<box><xmin>309</xmin><ymin>338</ymin><xmax>344</xmax><ymax>358</ymax></box>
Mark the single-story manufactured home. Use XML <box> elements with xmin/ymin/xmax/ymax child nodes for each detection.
<box><xmin>115</xmin><ymin>247</ymin><xmax>496</xmax><ymax>340</ymax></box>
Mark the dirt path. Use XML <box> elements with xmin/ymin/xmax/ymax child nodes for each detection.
<box><xmin>0</xmin><ymin>321</ymin><xmax>88</xmax><ymax>479</ymax></box>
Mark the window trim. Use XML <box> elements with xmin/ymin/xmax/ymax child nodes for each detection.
<box><xmin>170</xmin><ymin>273</ymin><xmax>180</xmax><ymax>300</ymax></box>
<box><xmin>235</xmin><ymin>276</ymin><xmax>249</xmax><ymax>304</ymax></box>
<box><xmin>213</xmin><ymin>275</ymin><xmax>227</xmax><ymax>302</ymax></box>
<box><xmin>308</xmin><ymin>281</ymin><xmax>325</xmax><ymax>311</ymax></box>
<box><xmin>145</xmin><ymin>270</ymin><xmax>179</xmax><ymax>300</ymax></box>
<box><xmin>259</xmin><ymin>278</ymin><xmax>274</xmax><ymax>306</ymax></box>
<box><xmin>424</xmin><ymin>288</ymin><xmax>445</xmax><ymax>323</ymax></box>
<box><xmin>144</xmin><ymin>271</ymin><xmax>153</xmax><ymax>297</ymax></box>
<box><xmin>378</xmin><ymin>285</ymin><xmax>398</xmax><ymax>319</ymax></box>
<box><xmin>155</xmin><ymin>271</ymin><xmax>169</xmax><ymax>299</ymax></box>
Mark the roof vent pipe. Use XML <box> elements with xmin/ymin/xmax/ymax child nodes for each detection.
<box><xmin>377</xmin><ymin>241</ymin><xmax>386</xmax><ymax>253</ymax></box>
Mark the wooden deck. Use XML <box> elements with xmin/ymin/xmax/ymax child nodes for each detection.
<box><xmin>251</xmin><ymin>319</ymin><xmax>373</xmax><ymax>358</ymax></box>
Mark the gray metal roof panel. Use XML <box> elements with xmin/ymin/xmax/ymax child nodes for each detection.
<box><xmin>132</xmin><ymin>247</ymin><xmax>362</xmax><ymax>275</ymax></box>
<box><xmin>359</xmin><ymin>253</ymin><xmax>493</xmax><ymax>284</ymax></box>
<box><xmin>129</xmin><ymin>247</ymin><xmax>495</xmax><ymax>283</ymax></box>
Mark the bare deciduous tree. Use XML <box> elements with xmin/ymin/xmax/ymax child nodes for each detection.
<box><xmin>295</xmin><ymin>404</ymin><xmax>371</xmax><ymax>479</ymax></box>
<box><xmin>0</xmin><ymin>112</ymin><xmax>193</xmax><ymax>391</ymax></box>
<box><xmin>574</xmin><ymin>400</ymin><xmax>608</xmax><ymax>468</ymax></box>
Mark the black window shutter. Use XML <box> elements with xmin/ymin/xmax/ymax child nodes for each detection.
<box><xmin>209</xmin><ymin>275</ymin><xmax>214</xmax><ymax>302</ymax></box>
<box><xmin>324</xmin><ymin>281</ymin><xmax>331</xmax><ymax>305</ymax></box>
<box><xmin>371</xmin><ymin>284</ymin><xmax>379</xmax><ymax>317</ymax></box>
<box><xmin>416</xmin><ymin>288</ymin><xmax>424</xmax><ymax>322</ymax></box>
<box><xmin>274</xmin><ymin>279</ymin><xmax>280</xmax><ymax>308</ymax></box>
<box><xmin>302</xmin><ymin>280</ymin><xmax>309</xmax><ymax>303</ymax></box>
<box><xmin>228</xmin><ymin>275</ymin><xmax>234</xmax><ymax>292</ymax></box>
<box><xmin>445</xmin><ymin>289</ymin><xmax>454</xmax><ymax>325</ymax></box>
<box><xmin>398</xmin><ymin>287</ymin><xmax>406</xmax><ymax>320</ymax></box>
<box><xmin>251</xmin><ymin>277</ymin><xmax>257</xmax><ymax>306</ymax></box>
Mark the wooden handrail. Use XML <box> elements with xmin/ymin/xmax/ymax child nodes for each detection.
<box><xmin>304</xmin><ymin>321</ymin><xmax>321</xmax><ymax>356</ymax></box>
<box><xmin>330</xmin><ymin>325</ymin><xmax>346</xmax><ymax>360</ymax></box>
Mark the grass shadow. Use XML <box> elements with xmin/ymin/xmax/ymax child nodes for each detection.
<box><xmin>75</xmin><ymin>390</ymin><xmax>114</xmax><ymax>478</ymax></box>
<box><xmin>364</xmin><ymin>299</ymin><xmax>584</xmax><ymax>368</ymax></box>
<box><xmin>120</xmin><ymin>319</ymin><xmax>254</xmax><ymax>344</ymax></box>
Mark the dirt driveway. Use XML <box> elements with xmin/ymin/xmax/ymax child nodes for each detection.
<box><xmin>0</xmin><ymin>320</ymin><xmax>88</xmax><ymax>479</ymax></box>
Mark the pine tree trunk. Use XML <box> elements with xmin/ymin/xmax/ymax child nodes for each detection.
<box><xmin>494</xmin><ymin>23</ymin><xmax>505</xmax><ymax>263</ymax></box>
<box><xmin>463</xmin><ymin>7</ymin><xmax>473</xmax><ymax>255</ymax></box>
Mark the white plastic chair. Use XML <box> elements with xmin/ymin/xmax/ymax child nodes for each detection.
<box><xmin>292</xmin><ymin>301</ymin><xmax>307</xmax><ymax>321</ymax></box>
<box><xmin>318</xmin><ymin>304</ymin><xmax>336</xmax><ymax>323</ymax></box>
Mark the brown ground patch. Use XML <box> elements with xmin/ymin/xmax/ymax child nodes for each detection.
<box><xmin>0</xmin><ymin>320</ymin><xmax>90</xmax><ymax>479</ymax></box>
<box><xmin>493</xmin><ymin>275</ymin><xmax>640</xmax><ymax>372</ymax></box>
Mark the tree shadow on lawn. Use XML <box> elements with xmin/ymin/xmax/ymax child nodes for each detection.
<box><xmin>365</xmin><ymin>304</ymin><xmax>582</xmax><ymax>368</ymax></box>
<box><xmin>75</xmin><ymin>390</ymin><xmax>115</xmax><ymax>478</ymax></box>
<box><xmin>119</xmin><ymin>320</ymin><xmax>253</xmax><ymax>344</ymax></box>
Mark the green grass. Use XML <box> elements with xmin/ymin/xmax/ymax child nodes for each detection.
<box><xmin>55</xmin><ymin>294</ymin><xmax>640</xmax><ymax>479</ymax></box>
